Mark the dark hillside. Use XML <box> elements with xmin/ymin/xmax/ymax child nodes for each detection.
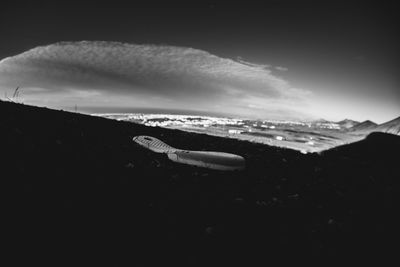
<box><xmin>2</xmin><ymin>101</ymin><xmax>399</xmax><ymax>266</ymax></box>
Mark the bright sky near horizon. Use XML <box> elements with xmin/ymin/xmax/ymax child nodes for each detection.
<box><xmin>0</xmin><ymin>2</ymin><xmax>398</xmax><ymax>123</ymax></box>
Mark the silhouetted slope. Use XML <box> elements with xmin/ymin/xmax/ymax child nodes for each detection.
<box><xmin>2</xmin><ymin>101</ymin><xmax>399</xmax><ymax>266</ymax></box>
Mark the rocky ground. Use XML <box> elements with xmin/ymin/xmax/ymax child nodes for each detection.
<box><xmin>2</xmin><ymin>100</ymin><xmax>399</xmax><ymax>266</ymax></box>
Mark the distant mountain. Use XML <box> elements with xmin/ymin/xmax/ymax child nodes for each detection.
<box><xmin>375</xmin><ymin>116</ymin><xmax>400</xmax><ymax>135</ymax></box>
<box><xmin>336</xmin><ymin>119</ymin><xmax>360</xmax><ymax>129</ymax></box>
<box><xmin>312</xmin><ymin>118</ymin><xmax>331</xmax><ymax>123</ymax></box>
<box><xmin>348</xmin><ymin>120</ymin><xmax>378</xmax><ymax>132</ymax></box>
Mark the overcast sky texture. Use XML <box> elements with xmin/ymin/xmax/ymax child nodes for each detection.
<box><xmin>0</xmin><ymin>2</ymin><xmax>398</xmax><ymax>122</ymax></box>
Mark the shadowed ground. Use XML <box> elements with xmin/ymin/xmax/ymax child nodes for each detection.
<box><xmin>2</xmin><ymin>100</ymin><xmax>399</xmax><ymax>266</ymax></box>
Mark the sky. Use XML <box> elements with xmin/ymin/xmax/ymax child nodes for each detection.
<box><xmin>0</xmin><ymin>2</ymin><xmax>399</xmax><ymax>123</ymax></box>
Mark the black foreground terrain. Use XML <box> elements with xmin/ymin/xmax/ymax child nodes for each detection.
<box><xmin>2</xmin><ymin>100</ymin><xmax>399</xmax><ymax>266</ymax></box>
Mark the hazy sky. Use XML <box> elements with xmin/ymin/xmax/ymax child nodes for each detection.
<box><xmin>0</xmin><ymin>2</ymin><xmax>398</xmax><ymax>123</ymax></box>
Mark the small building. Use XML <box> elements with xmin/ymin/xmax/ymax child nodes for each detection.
<box><xmin>228</xmin><ymin>129</ymin><xmax>243</xmax><ymax>134</ymax></box>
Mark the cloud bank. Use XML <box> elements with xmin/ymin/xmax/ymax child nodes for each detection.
<box><xmin>0</xmin><ymin>41</ymin><xmax>311</xmax><ymax>119</ymax></box>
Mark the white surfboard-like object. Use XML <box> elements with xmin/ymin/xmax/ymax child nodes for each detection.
<box><xmin>132</xmin><ymin>135</ymin><xmax>245</xmax><ymax>171</ymax></box>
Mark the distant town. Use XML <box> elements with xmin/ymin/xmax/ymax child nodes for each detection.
<box><xmin>93</xmin><ymin>113</ymin><xmax>363</xmax><ymax>153</ymax></box>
